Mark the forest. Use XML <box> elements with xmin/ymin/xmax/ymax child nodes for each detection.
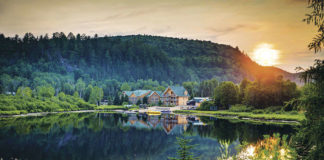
<box><xmin>0</xmin><ymin>33</ymin><xmax>300</xmax><ymax>113</ymax></box>
<box><xmin>0</xmin><ymin>33</ymin><xmax>298</xmax><ymax>93</ymax></box>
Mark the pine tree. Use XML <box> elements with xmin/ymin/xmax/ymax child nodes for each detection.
<box><xmin>168</xmin><ymin>137</ymin><xmax>199</xmax><ymax>160</ymax></box>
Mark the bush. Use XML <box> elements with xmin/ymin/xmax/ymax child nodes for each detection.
<box><xmin>283</xmin><ymin>98</ymin><xmax>301</xmax><ymax>111</ymax></box>
<box><xmin>0</xmin><ymin>94</ymin><xmax>96</xmax><ymax>115</ymax></box>
<box><xmin>264</xmin><ymin>106</ymin><xmax>283</xmax><ymax>113</ymax></box>
<box><xmin>229</xmin><ymin>104</ymin><xmax>253</xmax><ymax>112</ymax></box>
<box><xmin>252</xmin><ymin>109</ymin><xmax>264</xmax><ymax>114</ymax></box>
<box><xmin>289</xmin><ymin>111</ymin><xmax>299</xmax><ymax>115</ymax></box>
<box><xmin>197</xmin><ymin>101</ymin><xmax>215</xmax><ymax>111</ymax></box>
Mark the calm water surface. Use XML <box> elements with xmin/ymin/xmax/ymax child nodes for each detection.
<box><xmin>0</xmin><ymin>113</ymin><xmax>297</xmax><ymax>160</ymax></box>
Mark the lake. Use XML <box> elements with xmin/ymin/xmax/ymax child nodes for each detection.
<box><xmin>0</xmin><ymin>112</ymin><xmax>297</xmax><ymax>160</ymax></box>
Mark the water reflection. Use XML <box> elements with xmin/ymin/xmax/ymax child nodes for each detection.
<box><xmin>0</xmin><ymin>113</ymin><xmax>296</xmax><ymax>160</ymax></box>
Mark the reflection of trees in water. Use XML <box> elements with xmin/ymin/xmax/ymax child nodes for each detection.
<box><xmin>0</xmin><ymin>113</ymin><xmax>297</xmax><ymax>160</ymax></box>
<box><xmin>0</xmin><ymin>113</ymin><xmax>178</xmax><ymax>160</ymax></box>
<box><xmin>196</xmin><ymin>116</ymin><xmax>297</xmax><ymax>143</ymax></box>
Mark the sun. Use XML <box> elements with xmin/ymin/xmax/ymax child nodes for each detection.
<box><xmin>252</xmin><ymin>43</ymin><xmax>279</xmax><ymax>66</ymax></box>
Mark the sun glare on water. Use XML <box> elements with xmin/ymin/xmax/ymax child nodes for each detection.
<box><xmin>252</xmin><ymin>43</ymin><xmax>280</xmax><ymax>66</ymax></box>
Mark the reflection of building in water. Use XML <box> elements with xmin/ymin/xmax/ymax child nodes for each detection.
<box><xmin>148</xmin><ymin>116</ymin><xmax>160</xmax><ymax>128</ymax></box>
<box><xmin>124</xmin><ymin>114</ymin><xmax>190</xmax><ymax>135</ymax></box>
<box><xmin>161</xmin><ymin>114</ymin><xmax>188</xmax><ymax>135</ymax></box>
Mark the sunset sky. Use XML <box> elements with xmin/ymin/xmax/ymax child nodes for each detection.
<box><xmin>0</xmin><ymin>0</ymin><xmax>323</xmax><ymax>72</ymax></box>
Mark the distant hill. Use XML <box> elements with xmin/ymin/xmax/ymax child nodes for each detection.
<box><xmin>0</xmin><ymin>33</ymin><xmax>299</xmax><ymax>84</ymax></box>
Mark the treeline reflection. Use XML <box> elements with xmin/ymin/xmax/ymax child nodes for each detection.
<box><xmin>0</xmin><ymin>113</ymin><xmax>296</xmax><ymax>160</ymax></box>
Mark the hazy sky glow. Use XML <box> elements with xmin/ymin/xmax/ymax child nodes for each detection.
<box><xmin>0</xmin><ymin>0</ymin><xmax>323</xmax><ymax>72</ymax></box>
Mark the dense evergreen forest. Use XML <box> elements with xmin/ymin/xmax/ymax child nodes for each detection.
<box><xmin>0</xmin><ymin>32</ymin><xmax>297</xmax><ymax>91</ymax></box>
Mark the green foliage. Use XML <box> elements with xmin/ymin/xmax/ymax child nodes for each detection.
<box><xmin>168</xmin><ymin>137</ymin><xmax>199</xmax><ymax>160</ymax></box>
<box><xmin>236</xmin><ymin>133</ymin><xmax>297</xmax><ymax>160</ymax></box>
<box><xmin>95</xmin><ymin>105</ymin><xmax>126</xmax><ymax>110</ymax></box>
<box><xmin>293</xmin><ymin>60</ymin><xmax>324</xmax><ymax>160</ymax></box>
<box><xmin>0</xmin><ymin>34</ymin><xmax>297</xmax><ymax>99</ymax></box>
<box><xmin>120</xmin><ymin>82</ymin><xmax>131</xmax><ymax>91</ymax></box>
<box><xmin>214</xmin><ymin>81</ymin><xmax>239</xmax><ymax>109</ymax></box>
<box><xmin>73</xmin><ymin>91</ymin><xmax>79</xmax><ymax>98</ymax></box>
<box><xmin>183</xmin><ymin>78</ymin><xmax>219</xmax><ymax>98</ymax></box>
<box><xmin>239</xmin><ymin>78</ymin><xmax>251</xmax><ymax>102</ymax></box>
<box><xmin>142</xmin><ymin>96</ymin><xmax>148</xmax><ymax>104</ymax></box>
<box><xmin>89</xmin><ymin>86</ymin><xmax>104</xmax><ymax>105</ymax></box>
<box><xmin>75</xmin><ymin>78</ymin><xmax>86</xmax><ymax>98</ymax></box>
<box><xmin>136</xmin><ymin>99</ymin><xmax>141</xmax><ymax>105</ymax></box>
<box><xmin>16</xmin><ymin>86</ymin><xmax>32</xmax><ymax>98</ymax></box>
<box><xmin>243</xmin><ymin>76</ymin><xmax>300</xmax><ymax>109</ymax></box>
<box><xmin>0</xmin><ymin>94</ymin><xmax>95</xmax><ymax>114</ymax></box>
<box><xmin>217</xmin><ymin>140</ymin><xmax>232</xmax><ymax>160</ymax></box>
<box><xmin>304</xmin><ymin>0</ymin><xmax>324</xmax><ymax>52</ymax></box>
<box><xmin>197</xmin><ymin>101</ymin><xmax>215</xmax><ymax>111</ymax></box>
<box><xmin>113</xmin><ymin>93</ymin><xmax>121</xmax><ymax>105</ymax></box>
<box><xmin>36</xmin><ymin>85</ymin><xmax>55</xmax><ymax>98</ymax></box>
<box><xmin>229</xmin><ymin>104</ymin><xmax>253</xmax><ymax>112</ymax></box>
<box><xmin>252</xmin><ymin>109</ymin><xmax>264</xmax><ymax>114</ymax></box>
<box><xmin>120</xmin><ymin>94</ymin><xmax>129</xmax><ymax>104</ymax></box>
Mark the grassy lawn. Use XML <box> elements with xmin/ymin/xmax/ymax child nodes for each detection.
<box><xmin>95</xmin><ymin>105</ymin><xmax>127</xmax><ymax>110</ymax></box>
<box><xmin>174</xmin><ymin>110</ymin><xmax>305</xmax><ymax>122</ymax></box>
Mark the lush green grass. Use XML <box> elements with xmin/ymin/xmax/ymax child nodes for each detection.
<box><xmin>0</xmin><ymin>110</ymin><xmax>28</xmax><ymax>115</ymax></box>
<box><xmin>0</xmin><ymin>94</ymin><xmax>96</xmax><ymax>115</ymax></box>
<box><xmin>95</xmin><ymin>105</ymin><xmax>126</xmax><ymax>110</ymax></box>
<box><xmin>174</xmin><ymin>110</ymin><xmax>305</xmax><ymax>122</ymax></box>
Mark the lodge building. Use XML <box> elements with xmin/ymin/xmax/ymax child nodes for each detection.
<box><xmin>122</xmin><ymin>86</ymin><xmax>189</xmax><ymax>106</ymax></box>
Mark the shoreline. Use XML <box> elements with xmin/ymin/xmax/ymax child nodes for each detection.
<box><xmin>0</xmin><ymin>109</ymin><xmax>303</xmax><ymax>125</ymax></box>
<box><xmin>174</xmin><ymin>110</ymin><xmax>304</xmax><ymax>125</ymax></box>
<box><xmin>0</xmin><ymin>110</ymin><xmax>99</xmax><ymax>118</ymax></box>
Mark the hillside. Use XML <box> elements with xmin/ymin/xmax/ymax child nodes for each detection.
<box><xmin>0</xmin><ymin>33</ymin><xmax>298</xmax><ymax>92</ymax></box>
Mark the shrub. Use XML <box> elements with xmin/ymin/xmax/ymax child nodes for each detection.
<box><xmin>197</xmin><ymin>101</ymin><xmax>215</xmax><ymax>111</ymax></box>
<box><xmin>289</xmin><ymin>111</ymin><xmax>299</xmax><ymax>115</ymax></box>
<box><xmin>229</xmin><ymin>104</ymin><xmax>253</xmax><ymax>112</ymax></box>
<box><xmin>264</xmin><ymin>106</ymin><xmax>283</xmax><ymax>113</ymax></box>
<box><xmin>252</xmin><ymin>109</ymin><xmax>264</xmax><ymax>114</ymax></box>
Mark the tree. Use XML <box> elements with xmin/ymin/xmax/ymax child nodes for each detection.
<box><xmin>238</xmin><ymin>78</ymin><xmax>251</xmax><ymax>103</ymax></box>
<box><xmin>113</xmin><ymin>93</ymin><xmax>121</xmax><ymax>105</ymax></box>
<box><xmin>89</xmin><ymin>86</ymin><xmax>104</xmax><ymax>105</ymax></box>
<box><xmin>122</xmin><ymin>95</ymin><xmax>129</xmax><ymax>104</ymax></box>
<box><xmin>293</xmin><ymin>60</ymin><xmax>324</xmax><ymax>159</ymax></box>
<box><xmin>120</xmin><ymin>82</ymin><xmax>131</xmax><ymax>91</ymax></box>
<box><xmin>142</xmin><ymin>96</ymin><xmax>148</xmax><ymax>104</ymax></box>
<box><xmin>63</xmin><ymin>83</ymin><xmax>74</xmax><ymax>95</ymax></box>
<box><xmin>0</xmin><ymin>74</ymin><xmax>12</xmax><ymax>93</ymax></box>
<box><xmin>58</xmin><ymin>92</ymin><xmax>66</xmax><ymax>101</ymax></box>
<box><xmin>214</xmin><ymin>81</ymin><xmax>239</xmax><ymax>109</ymax></box>
<box><xmin>36</xmin><ymin>85</ymin><xmax>55</xmax><ymax>98</ymax></box>
<box><xmin>242</xmin><ymin>76</ymin><xmax>300</xmax><ymax>109</ymax></box>
<box><xmin>136</xmin><ymin>99</ymin><xmax>141</xmax><ymax>105</ymax></box>
<box><xmin>84</xmin><ymin>85</ymin><xmax>93</xmax><ymax>102</ymax></box>
<box><xmin>76</xmin><ymin>78</ymin><xmax>86</xmax><ymax>98</ymax></box>
<box><xmin>16</xmin><ymin>86</ymin><xmax>32</xmax><ymax>98</ymax></box>
<box><xmin>168</xmin><ymin>137</ymin><xmax>199</xmax><ymax>160</ymax></box>
<box><xmin>197</xmin><ymin>101</ymin><xmax>214</xmax><ymax>111</ymax></box>
<box><xmin>183</xmin><ymin>81</ymin><xmax>198</xmax><ymax>98</ymax></box>
<box><xmin>304</xmin><ymin>0</ymin><xmax>324</xmax><ymax>52</ymax></box>
<box><xmin>73</xmin><ymin>91</ymin><xmax>79</xmax><ymax>98</ymax></box>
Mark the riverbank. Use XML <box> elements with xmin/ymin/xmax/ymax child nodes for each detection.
<box><xmin>0</xmin><ymin>105</ymin><xmax>129</xmax><ymax>117</ymax></box>
<box><xmin>174</xmin><ymin>110</ymin><xmax>305</xmax><ymax>124</ymax></box>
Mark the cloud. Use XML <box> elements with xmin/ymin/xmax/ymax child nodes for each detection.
<box><xmin>208</xmin><ymin>24</ymin><xmax>261</xmax><ymax>37</ymax></box>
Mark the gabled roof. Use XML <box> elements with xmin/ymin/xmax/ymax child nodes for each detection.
<box><xmin>124</xmin><ymin>91</ymin><xmax>133</xmax><ymax>96</ymax></box>
<box><xmin>147</xmin><ymin>91</ymin><xmax>162</xmax><ymax>97</ymax></box>
<box><xmin>124</xmin><ymin>90</ymin><xmax>151</xmax><ymax>97</ymax></box>
<box><xmin>163</xmin><ymin>86</ymin><xmax>189</xmax><ymax>97</ymax></box>
<box><xmin>156</xmin><ymin>91</ymin><xmax>162</xmax><ymax>96</ymax></box>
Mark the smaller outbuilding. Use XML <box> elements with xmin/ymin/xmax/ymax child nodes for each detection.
<box><xmin>187</xmin><ymin>97</ymin><xmax>210</xmax><ymax>108</ymax></box>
